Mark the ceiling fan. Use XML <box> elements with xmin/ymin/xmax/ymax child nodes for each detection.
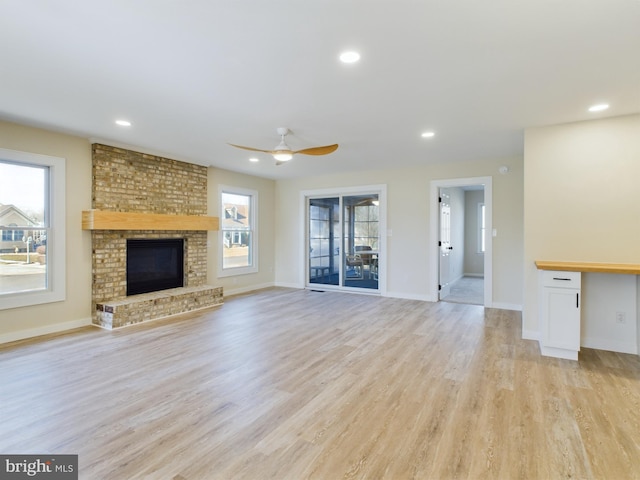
<box><xmin>229</xmin><ymin>127</ymin><xmax>338</xmax><ymax>165</ymax></box>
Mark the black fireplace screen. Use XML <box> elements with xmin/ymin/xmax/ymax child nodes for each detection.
<box><xmin>126</xmin><ymin>238</ymin><xmax>184</xmax><ymax>296</ymax></box>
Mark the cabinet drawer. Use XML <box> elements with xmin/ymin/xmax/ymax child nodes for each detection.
<box><xmin>540</xmin><ymin>270</ymin><xmax>581</xmax><ymax>288</ymax></box>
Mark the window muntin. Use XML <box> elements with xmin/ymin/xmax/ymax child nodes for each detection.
<box><xmin>219</xmin><ymin>186</ymin><xmax>258</xmax><ymax>276</ymax></box>
<box><xmin>0</xmin><ymin>149</ymin><xmax>65</xmax><ymax>309</ymax></box>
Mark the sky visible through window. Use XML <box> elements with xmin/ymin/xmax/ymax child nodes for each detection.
<box><xmin>0</xmin><ymin>162</ymin><xmax>45</xmax><ymax>221</ymax></box>
<box><xmin>222</xmin><ymin>192</ymin><xmax>249</xmax><ymax>207</ymax></box>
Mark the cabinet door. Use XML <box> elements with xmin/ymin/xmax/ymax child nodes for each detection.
<box><xmin>543</xmin><ymin>287</ymin><xmax>580</xmax><ymax>350</ymax></box>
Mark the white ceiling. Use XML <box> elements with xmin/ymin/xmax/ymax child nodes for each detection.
<box><xmin>1</xmin><ymin>1</ymin><xmax>638</xmax><ymax>180</ymax></box>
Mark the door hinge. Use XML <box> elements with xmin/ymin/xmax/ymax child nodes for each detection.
<box><xmin>438</xmin><ymin>240</ymin><xmax>442</xmax><ymax>247</ymax></box>
<box><xmin>439</xmin><ymin>196</ymin><xmax>442</xmax><ymax>203</ymax></box>
<box><xmin>438</xmin><ymin>284</ymin><xmax>442</xmax><ymax>291</ymax></box>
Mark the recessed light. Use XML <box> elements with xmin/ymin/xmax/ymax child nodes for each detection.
<box><xmin>588</xmin><ymin>104</ymin><xmax>609</xmax><ymax>112</ymax></box>
<box><xmin>339</xmin><ymin>51</ymin><xmax>360</xmax><ymax>64</ymax></box>
<box><xmin>421</xmin><ymin>131</ymin><xmax>435</xmax><ymax>138</ymax></box>
<box><xmin>115</xmin><ymin>119</ymin><xmax>131</xmax><ymax>127</ymax></box>
<box><xmin>249</xmin><ymin>157</ymin><xmax>259</xmax><ymax>163</ymax></box>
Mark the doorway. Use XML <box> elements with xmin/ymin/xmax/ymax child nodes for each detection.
<box><xmin>429</xmin><ymin>177</ymin><xmax>493</xmax><ymax>307</ymax></box>
<box><xmin>304</xmin><ymin>185</ymin><xmax>386</xmax><ymax>294</ymax></box>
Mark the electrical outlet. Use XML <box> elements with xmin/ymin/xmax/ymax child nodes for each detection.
<box><xmin>615</xmin><ymin>311</ymin><xmax>626</xmax><ymax>324</ymax></box>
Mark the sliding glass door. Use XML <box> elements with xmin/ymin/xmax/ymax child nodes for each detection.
<box><xmin>309</xmin><ymin>198</ymin><xmax>340</xmax><ymax>286</ymax></box>
<box><xmin>308</xmin><ymin>192</ymin><xmax>381</xmax><ymax>291</ymax></box>
<box><xmin>343</xmin><ymin>194</ymin><xmax>379</xmax><ymax>289</ymax></box>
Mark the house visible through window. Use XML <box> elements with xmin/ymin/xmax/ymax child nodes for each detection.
<box><xmin>219</xmin><ymin>186</ymin><xmax>258</xmax><ymax>276</ymax></box>
<box><xmin>0</xmin><ymin>149</ymin><xmax>66</xmax><ymax>309</ymax></box>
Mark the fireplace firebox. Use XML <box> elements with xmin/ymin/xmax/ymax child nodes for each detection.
<box><xmin>126</xmin><ymin>238</ymin><xmax>184</xmax><ymax>296</ymax></box>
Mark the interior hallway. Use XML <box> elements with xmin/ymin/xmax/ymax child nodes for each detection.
<box><xmin>442</xmin><ymin>275</ymin><xmax>484</xmax><ymax>306</ymax></box>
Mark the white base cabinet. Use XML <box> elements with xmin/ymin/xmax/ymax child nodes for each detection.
<box><xmin>539</xmin><ymin>270</ymin><xmax>581</xmax><ymax>360</ymax></box>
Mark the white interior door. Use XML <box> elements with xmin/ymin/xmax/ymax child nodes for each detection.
<box><xmin>439</xmin><ymin>190</ymin><xmax>452</xmax><ymax>299</ymax></box>
<box><xmin>429</xmin><ymin>176</ymin><xmax>492</xmax><ymax>307</ymax></box>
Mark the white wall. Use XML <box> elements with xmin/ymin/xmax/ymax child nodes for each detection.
<box><xmin>0</xmin><ymin>122</ymin><xmax>278</xmax><ymax>343</ymax></box>
<box><xmin>582</xmin><ymin>273</ymin><xmax>637</xmax><ymax>354</ymax></box>
<box><xmin>207</xmin><ymin>167</ymin><xmax>276</xmax><ymax>296</ymax></box>
<box><xmin>0</xmin><ymin>121</ymin><xmax>93</xmax><ymax>343</ymax></box>
<box><xmin>523</xmin><ymin>114</ymin><xmax>640</xmax><ymax>348</ymax></box>
<box><xmin>464</xmin><ymin>190</ymin><xmax>485</xmax><ymax>276</ymax></box>
<box><xmin>275</xmin><ymin>156</ymin><xmax>524</xmax><ymax>307</ymax></box>
<box><xmin>0</xmin><ymin>119</ymin><xmax>524</xmax><ymax>341</ymax></box>
<box><xmin>449</xmin><ymin>187</ymin><xmax>465</xmax><ymax>282</ymax></box>
<box><xmin>637</xmin><ymin>277</ymin><xmax>640</xmax><ymax>354</ymax></box>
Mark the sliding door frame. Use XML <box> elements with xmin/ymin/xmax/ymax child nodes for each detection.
<box><xmin>300</xmin><ymin>184</ymin><xmax>387</xmax><ymax>295</ymax></box>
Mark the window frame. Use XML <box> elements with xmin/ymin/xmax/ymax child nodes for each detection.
<box><xmin>0</xmin><ymin>148</ymin><xmax>66</xmax><ymax>310</ymax></box>
<box><xmin>217</xmin><ymin>185</ymin><xmax>258</xmax><ymax>277</ymax></box>
<box><xmin>478</xmin><ymin>202</ymin><xmax>486</xmax><ymax>254</ymax></box>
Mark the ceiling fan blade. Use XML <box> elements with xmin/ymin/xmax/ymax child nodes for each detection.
<box><xmin>293</xmin><ymin>144</ymin><xmax>339</xmax><ymax>156</ymax></box>
<box><xmin>228</xmin><ymin>143</ymin><xmax>274</xmax><ymax>154</ymax></box>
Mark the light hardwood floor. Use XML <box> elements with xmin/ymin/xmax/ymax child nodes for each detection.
<box><xmin>2</xmin><ymin>288</ymin><xmax>640</xmax><ymax>479</ymax></box>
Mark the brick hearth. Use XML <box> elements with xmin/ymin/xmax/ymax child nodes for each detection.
<box><xmin>90</xmin><ymin>144</ymin><xmax>222</xmax><ymax>328</ymax></box>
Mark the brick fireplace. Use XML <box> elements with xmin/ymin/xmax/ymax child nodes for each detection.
<box><xmin>89</xmin><ymin>144</ymin><xmax>222</xmax><ymax>329</ymax></box>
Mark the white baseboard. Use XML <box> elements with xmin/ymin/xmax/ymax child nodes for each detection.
<box><xmin>224</xmin><ymin>282</ymin><xmax>277</xmax><ymax>297</ymax></box>
<box><xmin>463</xmin><ymin>273</ymin><xmax>485</xmax><ymax>278</ymax></box>
<box><xmin>505</xmin><ymin>330</ymin><xmax>636</xmax><ymax>355</ymax></box>
<box><xmin>0</xmin><ymin>317</ymin><xmax>92</xmax><ymax>345</ymax></box>
<box><xmin>274</xmin><ymin>281</ymin><xmax>304</xmax><ymax>290</ymax></box>
<box><xmin>541</xmin><ymin>345</ymin><xmax>578</xmax><ymax>361</ymax></box>
<box><xmin>385</xmin><ymin>291</ymin><xmax>434</xmax><ymax>302</ymax></box>
<box><xmin>491</xmin><ymin>302</ymin><xmax>522</xmax><ymax>311</ymax></box>
<box><xmin>581</xmin><ymin>337</ymin><xmax>638</xmax><ymax>355</ymax></box>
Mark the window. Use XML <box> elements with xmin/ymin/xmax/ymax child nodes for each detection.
<box><xmin>478</xmin><ymin>203</ymin><xmax>486</xmax><ymax>253</ymax></box>
<box><xmin>218</xmin><ymin>186</ymin><xmax>257</xmax><ymax>276</ymax></box>
<box><xmin>2</xmin><ymin>226</ymin><xmax>23</xmax><ymax>241</ymax></box>
<box><xmin>351</xmin><ymin>201</ymin><xmax>379</xmax><ymax>251</ymax></box>
<box><xmin>0</xmin><ymin>148</ymin><xmax>65</xmax><ymax>309</ymax></box>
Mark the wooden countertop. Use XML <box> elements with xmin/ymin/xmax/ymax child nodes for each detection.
<box><xmin>535</xmin><ymin>260</ymin><xmax>640</xmax><ymax>275</ymax></box>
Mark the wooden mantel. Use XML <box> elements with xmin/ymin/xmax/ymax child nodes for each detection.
<box><xmin>82</xmin><ymin>210</ymin><xmax>219</xmax><ymax>231</ymax></box>
<box><xmin>535</xmin><ymin>260</ymin><xmax>640</xmax><ymax>275</ymax></box>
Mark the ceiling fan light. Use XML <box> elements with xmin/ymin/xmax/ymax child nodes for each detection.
<box><xmin>273</xmin><ymin>152</ymin><xmax>293</xmax><ymax>162</ymax></box>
